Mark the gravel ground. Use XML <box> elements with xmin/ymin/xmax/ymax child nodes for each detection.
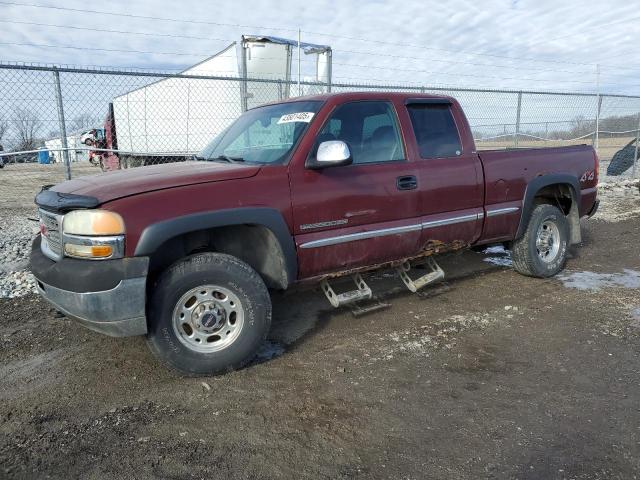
<box><xmin>0</xmin><ymin>208</ymin><xmax>39</xmax><ymax>299</ymax></box>
<box><xmin>0</xmin><ymin>178</ymin><xmax>638</xmax><ymax>479</ymax></box>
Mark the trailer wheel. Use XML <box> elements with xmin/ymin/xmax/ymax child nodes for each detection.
<box><xmin>606</xmin><ymin>146</ymin><xmax>636</xmax><ymax>176</ymax></box>
<box><xmin>511</xmin><ymin>204</ymin><xmax>569</xmax><ymax>278</ymax></box>
<box><xmin>146</xmin><ymin>253</ymin><xmax>272</xmax><ymax>376</ymax></box>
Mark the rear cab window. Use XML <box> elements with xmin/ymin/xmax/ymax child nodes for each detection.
<box><xmin>406</xmin><ymin>101</ymin><xmax>462</xmax><ymax>159</ymax></box>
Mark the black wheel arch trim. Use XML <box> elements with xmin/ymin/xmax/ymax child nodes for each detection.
<box><xmin>515</xmin><ymin>174</ymin><xmax>581</xmax><ymax>240</ymax></box>
<box><xmin>134</xmin><ymin>207</ymin><xmax>297</xmax><ymax>286</ymax></box>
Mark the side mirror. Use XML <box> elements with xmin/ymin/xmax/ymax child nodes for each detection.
<box><xmin>306</xmin><ymin>140</ymin><xmax>352</xmax><ymax>169</ymax></box>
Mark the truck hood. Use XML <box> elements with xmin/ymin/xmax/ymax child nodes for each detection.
<box><xmin>51</xmin><ymin>161</ymin><xmax>262</xmax><ymax>204</ymax></box>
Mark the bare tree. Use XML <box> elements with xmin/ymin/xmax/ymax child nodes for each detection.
<box><xmin>69</xmin><ymin>113</ymin><xmax>99</xmax><ymax>132</ymax></box>
<box><xmin>568</xmin><ymin>115</ymin><xmax>595</xmax><ymax>138</ymax></box>
<box><xmin>12</xmin><ymin>106</ymin><xmax>42</xmax><ymax>151</ymax></box>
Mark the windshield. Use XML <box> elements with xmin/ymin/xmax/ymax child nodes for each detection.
<box><xmin>199</xmin><ymin>100</ymin><xmax>323</xmax><ymax>164</ymax></box>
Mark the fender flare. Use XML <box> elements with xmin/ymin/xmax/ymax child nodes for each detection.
<box><xmin>515</xmin><ymin>174</ymin><xmax>581</xmax><ymax>240</ymax></box>
<box><xmin>134</xmin><ymin>207</ymin><xmax>297</xmax><ymax>286</ymax></box>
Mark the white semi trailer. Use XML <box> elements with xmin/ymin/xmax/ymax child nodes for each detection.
<box><xmin>107</xmin><ymin>35</ymin><xmax>332</xmax><ymax>168</ymax></box>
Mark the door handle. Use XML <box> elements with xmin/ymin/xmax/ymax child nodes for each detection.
<box><xmin>396</xmin><ymin>175</ymin><xmax>418</xmax><ymax>190</ymax></box>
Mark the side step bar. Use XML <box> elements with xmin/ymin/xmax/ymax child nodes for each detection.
<box><xmin>397</xmin><ymin>258</ymin><xmax>445</xmax><ymax>292</ymax></box>
<box><xmin>320</xmin><ymin>259</ymin><xmax>445</xmax><ymax>313</ymax></box>
<box><xmin>321</xmin><ymin>274</ymin><xmax>372</xmax><ymax>308</ymax></box>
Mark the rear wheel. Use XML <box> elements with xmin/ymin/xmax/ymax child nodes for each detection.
<box><xmin>146</xmin><ymin>253</ymin><xmax>271</xmax><ymax>376</ymax></box>
<box><xmin>511</xmin><ymin>204</ymin><xmax>569</xmax><ymax>278</ymax></box>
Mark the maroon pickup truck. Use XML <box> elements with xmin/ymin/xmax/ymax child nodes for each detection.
<box><xmin>31</xmin><ymin>92</ymin><xmax>599</xmax><ymax>375</ymax></box>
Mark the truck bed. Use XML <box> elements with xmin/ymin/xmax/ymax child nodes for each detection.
<box><xmin>479</xmin><ymin>144</ymin><xmax>598</xmax><ymax>213</ymax></box>
<box><xmin>477</xmin><ymin>144</ymin><xmax>598</xmax><ymax>243</ymax></box>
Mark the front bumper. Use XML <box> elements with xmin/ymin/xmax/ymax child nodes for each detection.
<box><xmin>30</xmin><ymin>236</ymin><xmax>149</xmax><ymax>337</ymax></box>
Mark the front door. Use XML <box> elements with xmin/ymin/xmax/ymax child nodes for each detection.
<box><xmin>290</xmin><ymin>100</ymin><xmax>422</xmax><ymax>279</ymax></box>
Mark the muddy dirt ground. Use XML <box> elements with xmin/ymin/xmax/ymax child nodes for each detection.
<box><xmin>1</xmin><ymin>187</ymin><xmax>639</xmax><ymax>479</ymax></box>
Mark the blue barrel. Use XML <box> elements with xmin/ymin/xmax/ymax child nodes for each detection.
<box><xmin>38</xmin><ymin>149</ymin><xmax>50</xmax><ymax>164</ymax></box>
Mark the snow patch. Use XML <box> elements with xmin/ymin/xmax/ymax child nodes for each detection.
<box><xmin>558</xmin><ymin>270</ymin><xmax>640</xmax><ymax>291</ymax></box>
<box><xmin>483</xmin><ymin>245</ymin><xmax>507</xmax><ymax>254</ymax></box>
<box><xmin>482</xmin><ymin>245</ymin><xmax>513</xmax><ymax>266</ymax></box>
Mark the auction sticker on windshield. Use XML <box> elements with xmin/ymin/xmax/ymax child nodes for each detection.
<box><xmin>277</xmin><ymin>112</ymin><xmax>315</xmax><ymax>124</ymax></box>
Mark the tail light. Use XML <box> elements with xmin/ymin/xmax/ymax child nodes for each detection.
<box><xmin>594</xmin><ymin>151</ymin><xmax>600</xmax><ymax>183</ymax></box>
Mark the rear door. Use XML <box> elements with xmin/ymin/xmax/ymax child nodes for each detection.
<box><xmin>403</xmin><ymin>100</ymin><xmax>484</xmax><ymax>250</ymax></box>
<box><xmin>290</xmin><ymin>100</ymin><xmax>422</xmax><ymax>278</ymax></box>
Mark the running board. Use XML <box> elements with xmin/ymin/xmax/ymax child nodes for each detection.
<box><xmin>321</xmin><ymin>274</ymin><xmax>372</xmax><ymax>308</ymax></box>
<box><xmin>397</xmin><ymin>258</ymin><xmax>445</xmax><ymax>292</ymax></box>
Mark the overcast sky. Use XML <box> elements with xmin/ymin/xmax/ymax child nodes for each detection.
<box><xmin>0</xmin><ymin>0</ymin><xmax>638</xmax><ymax>94</ymax></box>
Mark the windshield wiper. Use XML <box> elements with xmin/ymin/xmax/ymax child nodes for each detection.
<box><xmin>213</xmin><ymin>154</ymin><xmax>245</xmax><ymax>163</ymax></box>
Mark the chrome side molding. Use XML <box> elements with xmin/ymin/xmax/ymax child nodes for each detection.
<box><xmin>300</xmin><ymin>212</ymin><xmax>485</xmax><ymax>249</ymax></box>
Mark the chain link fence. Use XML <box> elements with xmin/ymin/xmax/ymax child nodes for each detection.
<box><xmin>0</xmin><ymin>63</ymin><xmax>638</xmax><ymax>208</ymax></box>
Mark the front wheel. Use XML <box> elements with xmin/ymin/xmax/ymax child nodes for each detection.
<box><xmin>146</xmin><ymin>253</ymin><xmax>272</xmax><ymax>376</ymax></box>
<box><xmin>511</xmin><ymin>204</ymin><xmax>569</xmax><ymax>278</ymax></box>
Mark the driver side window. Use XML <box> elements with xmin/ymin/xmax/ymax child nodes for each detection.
<box><xmin>316</xmin><ymin>101</ymin><xmax>404</xmax><ymax>164</ymax></box>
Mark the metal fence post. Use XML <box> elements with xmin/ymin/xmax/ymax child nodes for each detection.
<box><xmin>185</xmin><ymin>82</ymin><xmax>190</xmax><ymax>152</ymax></box>
<box><xmin>326</xmin><ymin>49</ymin><xmax>332</xmax><ymax>93</ymax></box>
<box><xmin>633</xmin><ymin>112</ymin><xmax>640</xmax><ymax>179</ymax></box>
<box><xmin>52</xmin><ymin>68</ymin><xmax>71</xmax><ymax>180</ymax></box>
<box><xmin>514</xmin><ymin>91</ymin><xmax>522</xmax><ymax>148</ymax></box>
<box><xmin>240</xmin><ymin>40</ymin><xmax>248</xmax><ymax>112</ymax></box>
<box><xmin>593</xmin><ymin>95</ymin><xmax>602</xmax><ymax>152</ymax></box>
<box><xmin>297</xmin><ymin>28</ymin><xmax>301</xmax><ymax>97</ymax></box>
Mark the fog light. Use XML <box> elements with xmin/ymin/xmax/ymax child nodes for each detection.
<box><xmin>64</xmin><ymin>243</ymin><xmax>113</xmax><ymax>258</ymax></box>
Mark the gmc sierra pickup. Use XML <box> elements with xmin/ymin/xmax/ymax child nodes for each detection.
<box><xmin>31</xmin><ymin>92</ymin><xmax>600</xmax><ymax>375</ymax></box>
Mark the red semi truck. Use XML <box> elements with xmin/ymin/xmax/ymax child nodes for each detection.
<box><xmin>31</xmin><ymin>92</ymin><xmax>599</xmax><ymax>375</ymax></box>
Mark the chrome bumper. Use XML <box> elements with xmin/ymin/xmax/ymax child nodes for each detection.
<box><xmin>36</xmin><ymin>276</ymin><xmax>147</xmax><ymax>337</ymax></box>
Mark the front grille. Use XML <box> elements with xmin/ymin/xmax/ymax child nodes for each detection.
<box><xmin>39</xmin><ymin>210</ymin><xmax>63</xmax><ymax>259</ymax></box>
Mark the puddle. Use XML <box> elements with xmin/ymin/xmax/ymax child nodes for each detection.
<box><xmin>558</xmin><ymin>270</ymin><xmax>640</xmax><ymax>291</ymax></box>
<box><xmin>482</xmin><ymin>245</ymin><xmax>513</xmax><ymax>267</ymax></box>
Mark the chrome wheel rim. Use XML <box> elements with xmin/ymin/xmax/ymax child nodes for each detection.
<box><xmin>172</xmin><ymin>285</ymin><xmax>244</xmax><ymax>353</ymax></box>
<box><xmin>536</xmin><ymin>220</ymin><xmax>561</xmax><ymax>263</ymax></box>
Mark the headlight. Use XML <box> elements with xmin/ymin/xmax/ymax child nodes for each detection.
<box><xmin>63</xmin><ymin>210</ymin><xmax>125</xmax><ymax>235</ymax></box>
<box><xmin>62</xmin><ymin>210</ymin><xmax>125</xmax><ymax>260</ymax></box>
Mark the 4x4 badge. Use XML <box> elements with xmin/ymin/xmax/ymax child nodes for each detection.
<box><xmin>580</xmin><ymin>170</ymin><xmax>595</xmax><ymax>183</ymax></box>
